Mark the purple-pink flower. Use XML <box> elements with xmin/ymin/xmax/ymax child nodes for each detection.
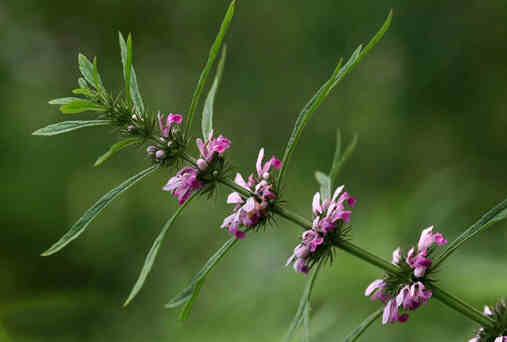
<box><xmin>221</xmin><ymin>148</ymin><xmax>281</xmax><ymax>239</ymax></box>
<box><xmin>287</xmin><ymin>186</ymin><xmax>355</xmax><ymax>274</ymax></box>
<box><xmin>468</xmin><ymin>302</ymin><xmax>507</xmax><ymax>342</ymax></box>
<box><xmin>158</xmin><ymin>112</ymin><xmax>183</xmax><ymax>139</ymax></box>
<box><xmin>163</xmin><ymin>166</ymin><xmax>203</xmax><ymax>204</ymax></box>
<box><xmin>196</xmin><ymin>130</ymin><xmax>231</xmax><ymax>170</ymax></box>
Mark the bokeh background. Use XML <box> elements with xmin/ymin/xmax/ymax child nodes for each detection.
<box><xmin>1</xmin><ymin>0</ymin><xmax>506</xmax><ymax>341</ymax></box>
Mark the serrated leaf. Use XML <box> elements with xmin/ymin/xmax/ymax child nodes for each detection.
<box><xmin>165</xmin><ymin>236</ymin><xmax>239</xmax><ymax>320</ymax></box>
<box><xmin>94</xmin><ymin>137</ymin><xmax>142</xmax><ymax>167</ymax></box>
<box><xmin>278</xmin><ymin>10</ymin><xmax>392</xmax><ymax>186</ymax></box>
<box><xmin>78</xmin><ymin>53</ymin><xmax>98</xmax><ymax>89</ymax></box>
<box><xmin>315</xmin><ymin>171</ymin><xmax>331</xmax><ymax>200</ymax></box>
<box><xmin>433</xmin><ymin>197</ymin><xmax>507</xmax><ymax>268</ymax></box>
<box><xmin>49</xmin><ymin>97</ymin><xmax>82</xmax><ymax>105</ymax></box>
<box><xmin>184</xmin><ymin>0</ymin><xmax>235</xmax><ymax>137</ymax></box>
<box><xmin>329</xmin><ymin>133</ymin><xmax>358</xmax><ymax>189</ymax></box>
<box><xmin>32</xmin><ymin>120</ymin><xmax>112</xmax><ymax>136</ymax></box>
<box><xmin>119</xmin><ymin>32</ymin><xmax>133</xmax><ymax>107</ymax></box>
<box><xmin>284</xmin><ymin>260</ymin><xmax>322</xmax><ymax>342</ymax></box>
<box><xmin>41</xmin><ymin>165</ymin><xmax>159</xmax><ymax>256</ymax></box>
<box><xmin>59</xmin><ymin>99</ymin><xmax>106</xmax><ymax>114</ymax></box>
<box><xmin>124</xmin><ymin>191</ymin><xmax>199</xmax><ymax>306</ymax></box>
<box><xmin>201</xmin><ymin>45</ymin><xmax>227</xmax><ymax>139</ymax></box>
<box><xmin>343</xmin><ymin>308</ymin><xmax>383</xmax><ymax>342</ymax></box>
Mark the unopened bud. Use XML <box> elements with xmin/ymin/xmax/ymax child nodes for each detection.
<box><xmin>155</xmin><ymin>150</ymin><xmax>166</xmax><ymax>160</ymax></box>
<box><xmin>146</xmin><ymin>145</ymin><xmax>157</xmax><ymax>156</ymax></box>
<box><xmin>196</xmin><ymin>158</ymin><xmax>208</xmax><ymax>170</ymax></box>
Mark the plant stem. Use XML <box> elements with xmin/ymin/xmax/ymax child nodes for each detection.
<box><xmin>179</xmin><ymin>151</ymin><xmax>493</xmax><ymax>328</ymax></box>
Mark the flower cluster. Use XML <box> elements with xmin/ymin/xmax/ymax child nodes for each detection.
<box><xmin>146</xmin><ymin>112</ymin><xmax>184</xmax><ymax>162</ymax></box>
<box><xmin>365</xmin><ymin>226</ymin><xmax>448</xmax><ymax>324</ymax></box>
<box><xmin>469</xmin><ymin>299</ymin><xmax>507</xmax><ymax>342</ymax></box>
<box><xmin>221</xmin><ymin>148</ymin><xmax>281</xmax><ymax>239</ymax></box>
<box><xmin>286</xmin><ymin>186</ymin><xmax>356</xmax><ymax>274</ymax></box>
<box><xmin>163</xmin><ymin>129</ymin><xmax>231</xmax><ymax>204</ymax></box>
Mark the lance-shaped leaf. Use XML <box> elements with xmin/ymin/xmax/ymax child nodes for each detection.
<box><xmin>130</xmin><ymin>67</ymin><xmax>144</xmax><ymax>114</ymax></box>
<box><xmin>119</xmin><ymin>32</ymin><xmax>133</xmax><ymax>107</ymax></box>
<box><xmin>124</xmin><ymin>192</ymin><xmax>199</xmax><ymax>306</ymax></box>
<box><xmin>315</xmin><ymin>171</ymin><xmax>331</xmax><ymax>200</ymax></box>
<box><xmin>49</xmin><ymin>97</ymin><xmax>83</xmax><ymax>105</ymax></box>
<box><xmin>284</xmin><ymin>260</ymin><xmax>323</xmax><ymax>342</ymax></box>
<box><xmin>59</xmin><ymin>99</ymin><xmax>106</xmax><ymax>114</ymax></box>
<box><xmin>79</xmin><ymin>53</ymin><xmax>104</xmax><ymax>90</ymax></box>
<box><xmin>201</xmin><ymin>45</ymin><xmax>227</xmax><ymax>139</ymax></box>
<box><xmin>343</xmin><ymin>308</ymin><xmax>383</xmax><ymax>342</ymax></box>
<box><xmin>41</xmin><ymin>165</ymin><xmax>159</xmax><ymax>256</ymax></box>
<box><xmin>165</xmin><ymin>236</ymin><xmax>239</xmax><ymax>320</ymax></box>
<box><xmin>92</xmin><ymin>57</ymin><xmax>106</xmax><ymax>94</ymax></box>
<box><xmin>278</xmin><ymin>10</ymin><xmax>392</xmax><ymax>186</ymax></box>
<box><xmin>329</xmin><ymin>132</ymin><xmax>358</xmax><ymax>189</ymax></box>
<box><xmin>433</xmin><ymin>197</ymin><xmax>507</xmax><ymax>268</ymax></box>
<box><xmin>184</xmin><ymin>0</ymin><xmax>235</xmax><ymax>137</ymax></box>
<box><xmin>94</xmin><ymin>137</ymin><xmax>142</xmax><ymax>167</ymax></box>
<box><xmin>32</xmin><ymin>120</ymin><xmax>112</xmax><ymax>136</ymax></box>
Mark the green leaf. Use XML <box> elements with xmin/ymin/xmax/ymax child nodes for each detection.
<box><xmin>41</xmin><ymin>165</ymin><xmax>159</xmax><ymax>256</ymax></box>
<box><xmin>329</xmin><ymin>133</ymin><xmax>358</xmax><ymax>189</ymax></box>
<box><xmin>130</xmin><ymin>67</ymin><xmax>144</xmax><ymax>114</ymax></box>
<box><xmin>201</xmin><ymin>45</ymin><xmax>227</xmax><ymax>139</ymax></box>
<box><xmin>315</xmin><ymin>171</ymin><xmax>331</xmax><ymax>200</ymax></box>
<box><xmin>124</xmin><ymin>191</ymin><xmax>199</xmax><ymax>306</ymax></box>
<box><xmin>59</xmin><ymin>100</ymin><xmax>106</xmax><ymax>114</ymax></box>
<box><xmin>119</xmin><ymin>32</ymin><xmax>133</xmax><ymax>107</ymax></box>
<box><xmin>343</xmin><ymin>308</ymin><xmax>383</xmax><ymax>342</ymax></box>
<box><xmin>165</xmin><ymin>236</ymin><xmax>239</xmax><ymax>320</ymax></box>
<box><xmin>49</xmin><ymin>97</ymin><xmax>82</xmax><ymax>105</ymax></box>
<box><xmin>284</xmin><ymin>260</ymin><xmax>323</xmax><ymax>342</ymax></box>
<box><xmin>32</xmin><ymin>120</ymin><xmax>112</xmax><ymax>136</ymax></box>
<box><xmin>78</xmin><ymin>77</ymin><xmax>88</xmax><ymax>89</ymax></box>
<box><xmin>92</xmin><ymin>57</ymin><xmax>105</xmax><ymax>92</ymax></box>
<box><xmin>94</xmin><ymin>137</ymin><xmax>142</xmax><ymax>167</ymax></box>
<box><xmin>433</xmin><ymin>197</ymin><xmax>507</xmax><ymax>268</ymax></box>
<box><xmin>78</xmin><ymin>53</ymin><xmax>98</xmax><ymax>89</ymax></box>
<box><xmin>72</xmin><ymin>88</ymin><xmax>96</xmax><ymax>97</ymax></box>
<box><xmin>184</xmin><ymin>0</ymin><xmax>235</xmax><ymax>137</ymax></box>
<box><xmin>278</xmin><ymin>10</ymin><xmax>392</xmax><ymax>186</ymax></box>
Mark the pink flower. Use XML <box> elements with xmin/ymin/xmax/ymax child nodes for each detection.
<box><xmin>256</xmin><ymin>148</ymin><xmax>282</xmax><ymax>179</ymax></box>
<box><xmin>392</xmin><ymin>247</ymin><xmax>402</xmax><ymax>265</ymax></box>
<box><xmin>158</xmin><ymin>112</ymin><xmax>183</xmax><ymax>138</ymax></box>
<box><xmin>163</xmin><ymin>166</ymin><xmax>203</xmax><ymax>204</ymax></box>
<box><xmin>196</xmin><ymin>130</ymin><xmax>231</xmax><ymax>163</ymax></box>
<box><xmin>417</xmin><ymin>226</ymin><xmax>448</xmax><ymax>251</ymax></box>
<box><xmin>494</xmin><ymin>337</ymin><xmax>507</xmax><ymax>342</ymax></box>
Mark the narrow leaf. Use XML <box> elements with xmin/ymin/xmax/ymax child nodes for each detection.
<box><xmin>130</xmin><ymin>67</ymin><xmax>144</xmax><ymax>114</ymax></box>
<box><xmin>278</xmin><ymin>10</ymin><xmax>392</xmax><ymax>186</ymax></box>
<box><xmin>201</xmin><ymin>45</ymin><xmax>227</xmax><ymax>139</ymax></box>
<box><xmin>434</xmin><ymin>197</ymin><xmax>507</xmax><ymax>268</ymax></box>
<box><xmin>124</xmin><ymin>191</ymin><xmax>199</xmax><ymax>306</ymax></box>
<box><xmin>119</xmin><ymin>32</ymin><xmax>133</xmax><ymax>106</ymax></box>
<box><xmin>92</xmin><ymin>57</ymin><xmax>105</xmax><ymax>92</ymax></box>
<box><xmin>78</xmin><ymin>53</ymin><xmax>97</xmax><ymax>89</ymax></box>
<box><xmin>60</xmin><ymin>100</ymin><xmax>106</xmax><ymax>114</ymax></box>
<box><xmin>72</xmin><ymin>88</ymin><xmax>96</xmax><ymax>97</ymax></box>
<box><xmin>343</xmin><ymin>308</ymin><xmax>383</xmax><ymax>342</ymax></box>
<box><xmin>32</xmin><ymin>120</ymin><xmax>112</xmax><ymax>136</ymax></box>
<box><xmin>184</xmin><ymin>0</ymin><xmax>235</xmax><ymax>136</ymax></box>
<box><xmin>329</xmin><ymin>133</ymin><xmax>358</xmax><ymax>189</ymax></box>
<box><xmin>78</xmin><ymin>77</ymin><xmax>88</xmax><ymax>89</ymax></box>
<box><xmin>49</xmin><ymin>97</ymin><xmax>82</xmax><ymax>105</ymax></box>
<box><xmin>41</xmin><ymin>165</ymin><xmax>159</xmax><ymax>256</ymax></box>
<box><xmin>284</xmin><ymin>260</ymin><xmax>323</xmax><ymax>342</ymax></box>
<box><xmin>165</xmin><ymin>236</ymin><xmax>239</xmax><ymax>320</ymax></box>
<box><xmin>314</xmin><ymin>171</ymin><xmax>331</xmax><ymax>200</ymax></box>
<box><xmin>94</xmin><ymin>137</ymin><xmax>142</xmax><ymax>167</ymax></box>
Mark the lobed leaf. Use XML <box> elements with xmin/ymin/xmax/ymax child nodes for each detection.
<box><xmin>32</xmin><ymin>120</ymin><xmax>112</xmax><ymax>136</ymax></box>
<box><xmin>124</xmin><ymin>192</ymin><xmax>199</xmax><ymax>306</ymax></box>
<box><xmin>343</xmin><ymin>308</ymin><xmax>383</xmax><ymax>342</ymax></box>
<box><xmin>433</xmin><ymin>197</ymin><xmax>507</xmax><ymax>268</ymax></box>
<box><xmin>94</xmin><ymin>137</ymin><xmax>142</xmax><ymax>167</ymax></box>
<box><xmin>184</xmin><ymin>0</ymin><xmax>235</xmax><ymax>137</ymax></box>
<box><xmin>284</xmin><ymin>260</ymin><xmax>323</xmax><ymax>342</ymax></box>
<box><xmin>59</xmin><ymin>99</ymin><xmax>106</xmax><ymax>114</ymax></box>
<box><xmin>201</xmin><ymin>45</ymin><xmax>227</xmax><ymax>139</ymax></box>
<box><xmin>165</xmin><ymin>236</ymin><xmax>239</xmax><ymax>320</ymax></box>
<box><xmin>329</xmin><ymin>133</ymin><xmax>358</xmax><ymax>189</ymax></box>
<box><xmin>278</xmin><ymin>10</ymin><xmax>393</xmax><ymax>186</ymax></box>
<box><xmin>41</xmin><ymin>165</ymin><xmax>159</xmax><ymax>256</ymax></box>
<box><xmin>315</xmin><ymin>171</ymin><xmax>331</xmax><ymax>200</ymax></box>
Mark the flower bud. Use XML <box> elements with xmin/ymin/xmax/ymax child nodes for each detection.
<box><xmin>155</xmin><ymin>150</ymin><xmax>166</xmax><ymax>160</ymax></box>
<box><xmin>196</xmin><ymin>158</ymin><xmax>208</xmax><ymax>171</ymax></box>
<box><xmin>146</xmin><ymin>145</ymin><xmax>157</xmax><ymax>156</ymax></box>
<box><xmin>127</xmin><ymin>125</ymin><xmax>135</xmax><ymax>132</ymax></box>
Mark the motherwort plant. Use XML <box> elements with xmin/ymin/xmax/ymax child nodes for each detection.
<box><xmin>33</xmin><ymin>2</ymin><xmax>507</xmax><ymax>341</ymax></box>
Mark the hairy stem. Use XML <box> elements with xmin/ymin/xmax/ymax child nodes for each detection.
<box><xmin>179</xmin><ymin>151</ymin><xmax>493</xmax><ymax>328</ymax></box>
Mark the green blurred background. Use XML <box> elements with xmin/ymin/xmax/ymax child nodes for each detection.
<box><xmin>1</xmin><ymin>0</ymin><xmax>506</xmax><ymax>341</ymax></box>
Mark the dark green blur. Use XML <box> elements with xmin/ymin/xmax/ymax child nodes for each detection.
<box><xmin>1</xmin><ymin>1</ymin><xmax>506</xmax><ymax>341</ymax></box>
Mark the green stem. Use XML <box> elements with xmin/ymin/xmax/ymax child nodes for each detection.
<box><xmin>179</xmin><ymin>151</ymin><xmax>493</xmax><ymax>328</ymax></box>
